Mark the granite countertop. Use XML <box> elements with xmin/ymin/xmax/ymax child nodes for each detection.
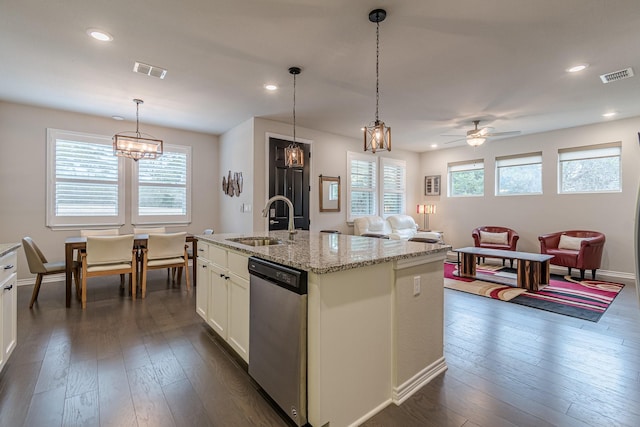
<box><xmin>0</xmin><ymin>243</ymin><xmax>21</xmax><ymax>258</ymax></box>
<box><xmin>197</xmin><ymin>231</ymin><xmax>450</xmax><ymax>274</ymax></box>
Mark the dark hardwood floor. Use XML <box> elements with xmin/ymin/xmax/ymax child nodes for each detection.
<box><xmin>1</xmin><ymin>269</ymin><xmax>639</xmax><ymax>427</ymax></box>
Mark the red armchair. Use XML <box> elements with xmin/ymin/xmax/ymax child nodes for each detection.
<box><xmin>472</xmin><ymin>226</ymin><xmax>519</xmax><ymax>267</ymax></box>
<box><xmin>538</xmin><ymin>230</ymin><xmax>605</xmax><ymax>280</ymax></box>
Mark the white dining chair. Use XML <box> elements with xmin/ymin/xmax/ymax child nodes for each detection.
<box><xmin>80</xmin><ymin>235</ymin><xmax>137</xmax><ymax>309</ymax></box>
<box><xmin>140</xmin><ymin>232</ymin><xmax>189</xmax><ymax>298</ymax></box>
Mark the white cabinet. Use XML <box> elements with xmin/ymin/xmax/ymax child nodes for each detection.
<box><xmin>196</xmin><ymin>241</ymin><xmax>249</xmax><ymax>362</ymax></box>
<box><xmin>0</xmin><ymin>249</ymin><xmax>18</xmax><ymax>374</ymax></box>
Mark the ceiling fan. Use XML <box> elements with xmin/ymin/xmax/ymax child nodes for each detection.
<box><xmin>444</xmin><ymin>120</ymin><xmax>521</xmax><ymax>146</ymax></box>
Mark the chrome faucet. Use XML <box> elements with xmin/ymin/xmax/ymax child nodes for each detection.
<box><xmin>262</xmin><ymin>195</ymin><xmax>297</xmax><ymax>240</ymax></box>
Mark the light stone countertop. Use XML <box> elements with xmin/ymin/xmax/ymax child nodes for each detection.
<box><xmin>197</xmin><ymin>230</ymin><xmax>450</xmax><ymax>274</ymax></box>
<box><xmin>0</xmin><ymin>243</ymin><xmax>21</xmax><ymax>258</ymax></box>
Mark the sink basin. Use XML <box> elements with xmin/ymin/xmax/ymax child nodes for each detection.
<box><xmin>227</xmin><ymin>237</ymin><xmax>283</xmax><ymax>247</ymax></box>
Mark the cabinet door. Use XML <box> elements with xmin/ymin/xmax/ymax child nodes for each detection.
<box><xmin>195</xmin><ymin>259</ymin><xmax>209</xmax><ymax>321</ymax></box>
<box><xmin>208</xmin><ymin>263</ymin><xmax>228</xmax><ymax>338</ymax></box>
<box><xmin>1</xmin><ymin>274</ymin><xmax>17</xmax><ymax>371</ymax></box>
<box><xmin>228</xmin><ymin>273</ymin><xmax>250</xmax><ymax>362</ymax></box>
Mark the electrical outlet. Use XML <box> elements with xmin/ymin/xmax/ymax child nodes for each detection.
<box><xmin>413</xmin><ymin>276</ymin><xmax>421</xmax><ymax>296</ymax></box>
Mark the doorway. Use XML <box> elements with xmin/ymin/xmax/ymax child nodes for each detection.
<box><xmin>268</xmin><ymin>137</ymin><xmax>310</xmax><ymax>230</ymax></box>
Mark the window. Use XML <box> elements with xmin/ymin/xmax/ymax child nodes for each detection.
<box><xmin>448</xmin><ymin>159</ymin><xmax>484</xmax><ymax>197</ymax></box>
<box><xmin>347</xmin><ymin>152</ymin><xmax>376</xmax><ymax>220</ymax></box>
<box><xmin>347</xmin><ymin>152</ymin><xmax>406</xmax><ymax>221</ymax></box>
<box><xmin>46</xmin><ymin>129</ymin><xmax>125</xmax><ymax>228</ymax></box>
<box><xmin>132</xmin><ymin>144</ymin><xmax>192</xmax><ymax>225</ymax></box>
<box><xmin>558</xmin><ymin>143</ymin><xmax>621</xmax><ymax>193</ymax></box>
<box><xmin>381</xmin><ymin>158</ymin><xmax>406</xmax><ymax>216</ymax></box>
<box><xmin>496</xmin><ymin>152</ymin><xmax>542</xmax><ymax>196</ymax></box>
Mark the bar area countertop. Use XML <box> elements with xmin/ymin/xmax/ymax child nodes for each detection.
<box><xmin>196</xmin><ymin>230</ymin><xmax>450</xmax><ymax>274</ymax></box>
<box><xmin>0</xmin><ymin>243</ymin><xmax>21</xmax><ymax>258</ymax></box>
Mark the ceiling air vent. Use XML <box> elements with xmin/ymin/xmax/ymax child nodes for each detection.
<box><xmin>600</xmin><ymin>67</ymin><xmax>634</xmax><ymax>84</ymax></box>
<box><xmin>133</xmin><ymin>61</ymin><xmax>167</xmax><ymax>79</ymax></box>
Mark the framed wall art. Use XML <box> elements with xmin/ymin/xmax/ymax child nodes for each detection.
<box><xmin>424</xmin><ymin>175</ymin><xmax>441</xmax><ymax>196</ymax></box>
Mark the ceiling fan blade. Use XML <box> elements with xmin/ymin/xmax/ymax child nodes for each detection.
<box><xmin>485</xmin><ymin>131</ymin><xmax>521</xmax><ymax>137</ymax></box>
<box><xmin>440</xmin><ymin>133</ymin><xmax>465</xmax><ymax>137</ymax></box>
<box><xmin>444</xmin><ymin>137</ymin><xmax>466</xmax><ymax>144</ymax></box>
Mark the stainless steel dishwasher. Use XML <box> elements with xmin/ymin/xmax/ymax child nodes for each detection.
<box><xmin>248</xmin><ymin>256</ymin><xmax>308</xmax><ymax>427</ymax></box>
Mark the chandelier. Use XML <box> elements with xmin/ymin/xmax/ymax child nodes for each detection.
<box><xmin>285</xmin><ymin>67</ymin><xmax>304</xmax><ymax>167</ymax></box>
<box><xmin>363</xmin><ymin>9</ymin><xmax>391</xmax><ymax>153</ymax></box>
<box><xmin>113</xmin><ymin>99</ymin><xmax>163</xmax><ymax>161</ymax></box>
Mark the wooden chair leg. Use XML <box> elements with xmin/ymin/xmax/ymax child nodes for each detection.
<box><xmin>184</xmin><ymin>263</ymin><xmax>190</xmax><ymax>290</ymax></box>
<box><xmin>567</xmin><ymin>267</ymin><xmax>572</xmax><ymax>277</ymax></box>
<box><xmin>591</xmin><ymin>269</ymin><xmax>596</xmax><ymax>280</ymax></box>
<box><xmin>29</xmin><ymin>273</ymin><xmax>44</xmax><ymax>308</ymax></box>
<box><xmin>580</xmin><ymin>269</ymin><xmax>585</xmax><ymax>280</ymax></box>
<box><xmin>81</xmin><ymin>274</ymin><xmax>87</xmax><ymax>310</ymax></box>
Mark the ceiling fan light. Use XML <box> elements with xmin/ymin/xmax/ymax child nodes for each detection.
<box><xmin>467</xmin><ymin>136</ymin><xmax>486</xmax><ymax>147</ymax></box>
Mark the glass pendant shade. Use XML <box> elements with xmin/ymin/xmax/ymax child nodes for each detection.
<box><xmin>113</xmin><ymin>134</ymin><xmax>163</xmax><ymax>160</ymax></box>
<box><xmin>363</xmin><ymin>120</ymin><xmax>391</xmax><ymax>153</ymax></box>
<box><xmin>285</xmin><ymin>143</ymin><xmax>304</xmax><ymax>167</ymax></box>
<box><xmin>466</xmin><ymin>136</ymin><xmax>486</xmax><ymax>147</ymax></box>
<box><xmin>113</xmin><ymin>99</ymin><xmax>163</xmax><ymax>161</ymax></box>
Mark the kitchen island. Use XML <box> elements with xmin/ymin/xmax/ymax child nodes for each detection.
<box><xmin>196</xmin><ymin>230</ymin><xmax>449</xmax><ymax>427</ymax></box>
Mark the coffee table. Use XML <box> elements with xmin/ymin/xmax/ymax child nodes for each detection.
<box><xmin>454</xmin><ymin>247</ymin><xmax>554</xmax><ymax>291</ymax></box>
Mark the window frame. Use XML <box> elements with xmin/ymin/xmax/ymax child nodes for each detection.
<box><xmin>495</xmin><ymin>152</ymin><xmax>543</xmax><ymax>196</ymax></box>
<box><xmin>131</xmin><ymin>143</ymin><xmax>192</xmax><ymax>225</ymax></box>
<box><xmin>448</xmin><ymin>159</ymin><xmax>485</xmax><ymax>198</ymax></box>
<box><xmin>380</xmin><ymin>157</ymin><xmax>406</xmax><ymax>218</ymax></box>
<box><xmin>558</xmin><ymin>142</ymin><xmax>622</xmax><ymax>194</ymax></box>
<box><xmin>46</xmin><ymin>128</ymin><xmax>125</xmax><ymax>229</ymax></box>
<box><xmin>346</xmin><ymin>151</ymin><xmax>377</xmax><ymax>222</ymax></box>
<box><xmin>346</xmin><ymin>151</ymin><xmax>406</xmax><ymax>221</ymax></box>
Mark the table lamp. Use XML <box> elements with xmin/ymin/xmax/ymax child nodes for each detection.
<box><xmin>416</xmin><ymin>204</ymin><xmax>437</xmax><ymax>230</ymax></box>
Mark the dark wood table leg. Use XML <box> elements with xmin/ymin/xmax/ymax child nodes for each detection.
<box><xmin>459</xmin><ymin>253</ymin><xmax>476</xmax><ymax>278</ymax></box>
<box><xmin>540</xmin><ymin>260</ymin><xmax>550</xmax><ymax>285</ymax></box>
<box><xmin>65</xmin><ymin>243</ymin><xmax>73</xmax><ymax>308</ymax></box>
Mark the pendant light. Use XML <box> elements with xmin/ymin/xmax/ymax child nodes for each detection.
<box><xmin>113</xmin><ymin>99</ymin><xmax>163</xmax><ymax>161</ymax></box>
<box><xmin>285</xmin><ymin>66</ymin><xmax>304</xmax><ymax>168</ymax></box>
<box><xmin>363</xmin><ymin>8</ymin><xmax>391</xmax><ymax>153</ymax></box>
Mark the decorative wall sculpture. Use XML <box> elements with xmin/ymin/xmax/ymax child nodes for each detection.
<box><xmin>222</xmin><ymin>171</ymin><xmax>243</xmax><ymax>197</ymax></box>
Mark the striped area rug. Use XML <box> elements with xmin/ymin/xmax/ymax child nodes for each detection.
<box><xmin>444</xmin><ymin>262</ymin><xmax>624</xmax><ymax>322</ymax></box>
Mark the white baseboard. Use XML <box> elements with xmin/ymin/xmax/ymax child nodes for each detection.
<box><xmin>392</xmin><ymin>357</ymin><xmax>448</xmax><ymax>405</ymax></box>
<box><xmin>348</xmin><ymin>398</ymin><xmax>392</xmax><ymax>427</ymax></box>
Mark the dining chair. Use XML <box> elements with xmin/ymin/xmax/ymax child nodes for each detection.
<box><xmin>140</xmin><ymin>232</ymin><xmax>189</xmax><ymax>298</ymax></box>
<box><xmin>78</xmin><ymin>228</ymin><xmax>124</xmax><ymax>283</ymax></box>
<box><xmin>22</xmin><ymin>237</ymin><xmax>80</xmax><ymax>308</ymax></box>
<box><xmin>133</xmin><ymin>227</ymin><xmax>168</xmax><ymax>277</ymax></box>
<box><xmin>80</xmin><ymin>234</ymin><xmax>137</xmax><ymax>309</ymax></box>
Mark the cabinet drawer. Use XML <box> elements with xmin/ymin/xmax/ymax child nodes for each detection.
<box><xmin>209</xmin><ymin>245</ymin><xmax>227</xmax><ymax>267</ymax></box>
<box><xmin>196</xmin><ymin>241</ymin><xmax>210</xmax><ymax>260</ymax></box>
<box><xmin>0</xmin><ymin>252</ymin><xmax>17</xmax><ymax>285</ymax></box>
<box><xmin>228</xmin><ymin>251</ymin><xmax>249</xmax><ymax>280</ymax></box>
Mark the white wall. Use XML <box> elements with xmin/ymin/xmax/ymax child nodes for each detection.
<box><xmin>418</xmin><ymin>115</ymin><xmax>640</xmax><ymax>277</ymax></box>
<box><xmin>250</xmin><ymin>118</ymin><xmax>422</xmax><ymax>234</ymax></box>
<box><xmin>0</xmin><ymin>101</ymin><xmax>219</xmax><ymax>279</ymax></box>
<box><xmin>218</xmin><ymin>117</ymin><xmax>254</xmax><ymax>233</ymax></box>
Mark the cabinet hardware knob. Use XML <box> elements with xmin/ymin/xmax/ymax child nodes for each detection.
<box><xmin>3</xmin><ymin>264</ymin><xmax>13</xmax><ymax>270</ymax></box>
<box><xmin>3</xmin><ymin>284</ymin><xmax>12</xmax><ymax>291</ymax></box>
<box><xmin>219</xmin><ymin>273</ymin><xmax>225</xmax><ymax>277</ymax></box>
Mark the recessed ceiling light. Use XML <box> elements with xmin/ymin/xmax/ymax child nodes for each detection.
<box><xmin>111</xmin><ymin>115</ymin><xmax>124</xmax><ymax>121</ymax></box>
<box><xmin>264</xmin><ymin>84</ymin><xmax>278</xmax><ymax>91</ymax></box>
<box><xmin>566</xmin><ymin>64</ymin><xmax>588</xmax><ymax>73</ymax></box>
<box><xmin>87</xmin><ymin>29</ymin><xmax>113</xmax><ymax>42</ymax></box>
<box><xmin>431</xmin><ymin>144</ymin><xmax>438</xmax><ymax>148</ymax></box>
<box><xmin>602</xmin><ymin>112</ymin><xmax>617</xmax><ymax>118</ymax></box>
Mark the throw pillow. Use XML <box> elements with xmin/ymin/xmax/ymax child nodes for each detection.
<box><xmin>558</xmin><ymin>234</ymin><xmax>585</xmax><ymax>251</ymax></box>
<box><xmin>479</xmin><ymin>231</ymin><xmax>508</xmax><ymax>245</ymax></box>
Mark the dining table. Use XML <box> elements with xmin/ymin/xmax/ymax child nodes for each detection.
<box><xmin>64</xmin><ymin>233</ymin><xmax>198</xmax><ymax>308</ymax></box>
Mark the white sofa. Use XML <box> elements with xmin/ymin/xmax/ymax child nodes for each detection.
<box><xmin>353</xmin><ymin>215</ymin><xmax>443</xmax><ymax>243</ymax></box>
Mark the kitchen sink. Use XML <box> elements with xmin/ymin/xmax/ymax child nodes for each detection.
<box><xmin>227</xmin><ymin>237</ymin><xmax>283</xmax><ymax>247</ymax></box>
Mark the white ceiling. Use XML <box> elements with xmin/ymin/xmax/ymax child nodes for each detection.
<box><xmin>2</xmin><ymin>0</ymin><xmax>640</xmax><ymax>152</ymax></box>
